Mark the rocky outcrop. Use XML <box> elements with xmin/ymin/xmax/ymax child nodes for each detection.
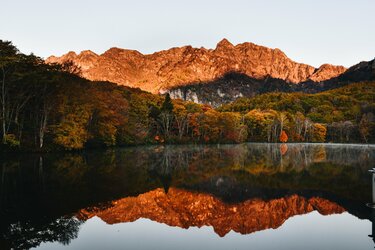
<box><xmin>47</xmin><ymin>39</ymin><xmax>346</xmax><ymax>94</ymax></box>
<box><xmin>77</xmin><ymin>188</ymin><xmax>345</xmax><ymax>237</ymax></box>
<box><xmin>167</xmin><ymin>72</ymin><xmax>294</xmax><ymax>106</ymax></box>
<box><xmin>309</xmin><ymin>64</ymin><xmax>347</xmax><ymax>82</ymax></box>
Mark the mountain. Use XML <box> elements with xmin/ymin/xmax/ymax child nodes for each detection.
<box><xmin>300</xmin><ymin>59</ymin><xmax>375</xmax><ymax>93</ymax></box>
<box><xmin>169</xmin><ymin>59</ymin><xmax>375</xmax><ymax>106</ymax></box>
<box><xmin>46</xmin><ymin>39</ymin><xmax>346</xmax><ymax>95</ymax></box>
<box><xmin>77</xmin><ymin>188</ymin><xmax>345</xmax><ymax>237</ymax></box>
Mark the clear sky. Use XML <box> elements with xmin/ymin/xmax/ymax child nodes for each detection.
<box><xmin>1</xmin><ymin>0</ymin><xmax>374</xmax><ymax>67</ymax></box>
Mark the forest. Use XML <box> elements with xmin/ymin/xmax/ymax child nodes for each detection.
<box><xmin>0</xmin><ymin>40</ymin><xmax>374</xmax><ymax>151</ymax></box>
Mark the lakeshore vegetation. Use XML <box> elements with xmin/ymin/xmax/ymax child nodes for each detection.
<box><xmin>0</xmin><ymin>40</ymin><xmax>374</xmax><ymax>151</ymax></box>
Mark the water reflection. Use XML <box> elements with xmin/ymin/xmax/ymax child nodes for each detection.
<box><xmin>0</xmin><ymin>143</ymin><xmax>374</xmax><ymax>249</ymax></box>
<box><xmin>5</xmin><ymin>217</ymin><xmax>82</xmax><ymax>249</ymax></box>
<box><xmin>368</xmin><ymin>171</ymin><xmax>375</xmax><ymax>245</ymax></box>
<box><xmin>77</xmin><ymin>188</ymin><xmax>345</xmax><ymax>237</ymax></box>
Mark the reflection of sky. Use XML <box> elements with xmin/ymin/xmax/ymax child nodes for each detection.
<box><xmin>35</xmin><ymin>212</ymin><xmax>372</xmax><ymax>250</ymax></box>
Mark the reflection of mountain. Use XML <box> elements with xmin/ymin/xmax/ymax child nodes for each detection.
<box><xmin>1</xmin><ymin>144</ymin><xmax>373</xmax><ymax>248</ymax></box>
<box><xmin>77</xmin><ymin>188</ymin><xmax>345</xmax><ymax>237</ymax></box>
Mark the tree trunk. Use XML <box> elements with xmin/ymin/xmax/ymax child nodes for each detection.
<box><xmin>1</xmin><ymin>67</ymin><xmax>6</xmax><ymax>144</ymax></box>
<box><xmin>39</xmin><ymin>108</ymin><xmax>48</xmax><ymax>149</ymax></box>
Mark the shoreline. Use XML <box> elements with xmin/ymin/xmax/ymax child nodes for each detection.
<box><xmin>1</xmin><ymin>142</ymin><xmax>375</xmax><ymax>155</ymax></box>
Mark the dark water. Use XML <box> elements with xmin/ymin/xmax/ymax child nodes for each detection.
<box><xmin>0</xmin><ymin>143</ymin><xmax>375</xmax><ymax>250</ymax></box>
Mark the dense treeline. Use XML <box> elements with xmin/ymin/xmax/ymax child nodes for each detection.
<box><xmin>0</xmin><ymin>40</ymin><xmax>374</xmax><ymax>151</ymax></box>
<box><xmin>219</xmin><ymin>83</ymin><xmax>375</xmax><ymax>143</ymax></box>
<box><xmin>0</xmin><ymin>40</ymin><xmax>162</xmax><ymax>150</ymax></box>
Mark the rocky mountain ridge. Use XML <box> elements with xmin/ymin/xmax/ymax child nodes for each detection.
<box><xmin>168</xmin><ymin>59</ymin><xmax>375</xmax><ymax>106</ymax></box>
<box><xmin>47</xmin><ymin>39</ymin><xmax>346</xmax><ymax>94</ymax></box>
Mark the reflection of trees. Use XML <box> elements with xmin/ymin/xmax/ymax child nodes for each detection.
<box><xmin>148</xmin><ymin>147</ymin><xmax>173</xmax><ymax>193</ymax></box>
<box><xmin>0</xmin><ymin>161</ymin><xmax>5</xmax><ymax>211</ymax></box>
<box><xmin>3</xmin><ymin>216</ymin><xmax>82</xmax><ymax>249</ymax></box>
<box><xmin>1</xmin><ymin>145</ymin><xmax>373</xmax><ymax>203</ymax></box>
<box><xmin>240</xmin><ymin>143</ymin><xmax>374</xmax><ymax>172</ymax></box>
<box><xmin>148</xmin><ymin>146</ymin><xmax>193</xmax><ymax>192</ymax></box>
<box><xmin>0</xmin><ymin>144</ymin><xmax>374</xmax><ymax>248</ymax></box>
<box><xmin>122</xmin><ymin>144</ymin><xmax>373</xmax><ymax>205</ymax></box>
<box><xmin>0</xmin><ymin>151</ymin><xmax>160</xmax><ymax>249</ymax></box>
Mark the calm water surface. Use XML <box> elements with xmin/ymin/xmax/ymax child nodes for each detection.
<box><xmin>1</xmin><ymin>143</ymin><xmax>375</xmax><ymax>250</ymax></box>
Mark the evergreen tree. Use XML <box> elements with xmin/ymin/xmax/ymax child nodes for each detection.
<box><xmin>161</xmin><ymin>93</ymin><xmax>174</xmax><ymax>113</ymax></box>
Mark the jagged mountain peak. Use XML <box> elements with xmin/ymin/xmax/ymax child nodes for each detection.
<box><xmin>46</xmin><ymin>39</ymin><xmax>347</xmax><ymax>94</ymax></box>
<box><xmin>308</xmin><ymin>63</ymin><xmax>347</xmax><ymax>82</ymax></box>
<box><xmin>80</xmin><ymin>50</ymin><xmax>98</xmax><ymax>56</ymax></box>
<box><xmin>102</xmin><ymin>47</ymin><xmax>144</xmax><ymax>58</ymax></box>
<box><xmin>62</xmin><ymin>51</ymin><xmax>77</xmax><ymax>59</ymax></box>
<box><xmin>216</xmin><ymin>38</ymin><xmax>235</xmax><ymax>49</ymax></box>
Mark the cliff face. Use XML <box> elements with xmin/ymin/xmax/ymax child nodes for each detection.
<box><xmin>77</xmin><ymin>188</ymin><xmax>345</xmax><ymax>237</ymax></box>
<box><xmin>47</xmin><ymin>39</ymin><xmax>346</xmax><ymax>94</ymax></box>
<box><xmin>167</xmin><ymin>72</ymin><xmax>294</xmax><ymax>107</ymax></box>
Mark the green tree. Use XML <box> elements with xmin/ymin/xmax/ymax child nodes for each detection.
<box><xmin>161</xmin><ymin>93</ymin><xmax>174</xmax><ymax>113</ymax></box>
<box><xmin>0</xmin><ymin>40</ymin><xmax>19</xmax><ymax>144</ymax></box>
<box><xmin>159</xmin><ymin>93</ymin><xmax>174</xmax><ymax>140</ymax></box>
<box><xmin>359</xmin><ymin>114</ymin><xmax>371</xmax><ymax>143</ymax></box>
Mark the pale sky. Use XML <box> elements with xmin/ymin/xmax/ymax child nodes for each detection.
<box><xmin>1</xmin><ymin>0</ymin><xmax>374</xmax><ymax>67</ymax></box>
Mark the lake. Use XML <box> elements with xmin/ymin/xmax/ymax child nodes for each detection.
<box><xmin>1</xmin><ymin>143</ymin><xmax>375</xmax><ymax>250</ymax></box>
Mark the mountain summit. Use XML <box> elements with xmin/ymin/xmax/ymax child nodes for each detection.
<box><xmin>46</xmin><ymin>39</ymin><xmax>346</xmax><ymax>94</ymax></box>
<box><xmin>216</xmin><ymin>38</ymin><xmax>235</xmax><ymax>49</ymax></box>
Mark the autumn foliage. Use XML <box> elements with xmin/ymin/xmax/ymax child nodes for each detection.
<box><xmin>279</xmin><ymin>131</ymin><xmax>288</xmax><ymax>143</ymax></box>
<box><xmin>0</xmin><ymin>40</ymin><xmax>374</xmax><ymax>151</ymax></box>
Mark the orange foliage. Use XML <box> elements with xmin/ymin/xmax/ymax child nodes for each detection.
<box><xmin>279</xmin><ymin>130</ymin><xmax>288</xmax><ymax>143</ymax></box>
<box><xmin>202</xmin><ymin>104</ymin><xmax>212</xmax><ymax>112</ymax></box>
<box><xmin>280</xmin><ymin>143</ymin><xmax>288</xmax><ymax>155</ymax></box>
<box><xmin>154</xmin><ymin>135</ymin><xmax>164</xmax><ymax>143</ymax></box>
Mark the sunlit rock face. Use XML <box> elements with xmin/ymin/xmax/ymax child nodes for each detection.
<box><xmin>46</xmin><ymin>39</ymin><xmax>346</xmax><ymax>94</ymax></box>
<box><xmin>308</xmin><ymin>64</ymin><xmax>347</xmax><ymax>82</ymax></box>
<box><xmin>77</xmin><ymin>188</ymin><xmax>345</xmax><ymax>237</ymax></box>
